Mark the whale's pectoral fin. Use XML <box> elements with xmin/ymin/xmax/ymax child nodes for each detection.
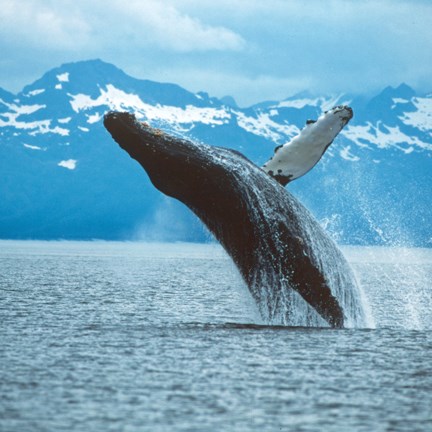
<box><xmin>263</xmin><ymin>105</ymin><xmax>353</xmax><ymax>185</ymax></box>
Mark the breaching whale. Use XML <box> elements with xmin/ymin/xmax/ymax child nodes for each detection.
<box><xmin>104</xmin><ymin>110</ymin><xmax>366</xmax><ymax>328</ymax></box>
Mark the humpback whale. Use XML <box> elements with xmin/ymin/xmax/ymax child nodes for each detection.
<box><xmin>104</xmin><ymin>110</ymin><xmax>366</xmax><ymax>328</ymax></box>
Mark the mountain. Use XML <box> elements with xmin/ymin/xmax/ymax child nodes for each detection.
<box><xmin>0</xmin><ymin>59</ymin><xmax>431</xmax><ymax>246</ymax></box>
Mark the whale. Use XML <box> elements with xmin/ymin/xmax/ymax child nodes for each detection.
<box><xmin>104</xmin><ymin>111</ymin><xmax>366</xmax><ymax>328</ymax></box>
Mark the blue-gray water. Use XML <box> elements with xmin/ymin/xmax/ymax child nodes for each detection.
<box><xmin>1</xmin><ymin>241</ymin><xmax>431</xmax><ymax>431</ymax></box>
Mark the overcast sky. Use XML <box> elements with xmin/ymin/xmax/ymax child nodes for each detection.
<box><xmin>1</xmin><ymin>0</ymin><xmax>431</xmax><ymax>106</ymax></box>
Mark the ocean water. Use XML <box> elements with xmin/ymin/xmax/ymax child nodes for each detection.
<box><xmin>1</xmin><ymin>240</ymin><xmax>431</xmax><ymax>432</ymax></box>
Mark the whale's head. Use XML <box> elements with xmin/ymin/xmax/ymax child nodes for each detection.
<box><xmin>104</xmin><ymin>111</ymin><xmax>242</xmax><ymax>204</ymax></box>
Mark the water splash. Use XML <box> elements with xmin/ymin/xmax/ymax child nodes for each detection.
<box><xmin>346</xmin><ymin>246</ymin><xmax>432</xmax><ymax>330</ymax></box>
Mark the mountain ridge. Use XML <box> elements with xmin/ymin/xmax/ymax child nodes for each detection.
<box><xmin>0</xmin><ymin>59</ymin><xmax>430</xmax><ymax>246</ymax></box>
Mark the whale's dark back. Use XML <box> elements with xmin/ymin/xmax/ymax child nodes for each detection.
<box><xmin>104</xmin><ymin>112</ymin><xmax>367</xmax><ymax>328</ymax></box>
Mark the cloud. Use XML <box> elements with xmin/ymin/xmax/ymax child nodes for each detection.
<box><xmin>0</xmin><ymin>0</ymin><xmax>431</xmax><ymax>104</ymax></box>
<box><xmin>108</xmin><ymin>0</ymin><xmax>245</xmax><ymax>52</ymax></box>
<box><xmin>0</xmin><ymin>0</ymin><xmax>91</xmax><ymax>49</ymax></box>
<box><xmin>146</xmin><ymin>67</ymin><xmax>314</xmax><ymax>106</ymax></box>
<box><xmin>0</xmin><ymin>0</ymin><xmax>244</xmax><ymax>53</ymax></box>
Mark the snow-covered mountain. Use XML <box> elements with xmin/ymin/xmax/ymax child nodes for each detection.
<box><xmin>1</xmin><ymin>59</ymin><xmax>431</xmax><ymax>246</ymax></box>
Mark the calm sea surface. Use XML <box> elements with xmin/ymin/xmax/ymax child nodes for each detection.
<box><xmin>1</xmin><ymin>241</ymin><xmax>431</xmax><ymax>431</ymax></box>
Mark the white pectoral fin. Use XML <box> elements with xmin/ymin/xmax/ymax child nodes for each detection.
<box><xmin>263</xmin><ymin>105</ymin><xmax>353</xmax><ymax>185</ymax></box>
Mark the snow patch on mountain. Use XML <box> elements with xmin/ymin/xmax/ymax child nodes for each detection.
<box><xmin>277</xmin><ymin>94</ymin><xmax>346</xmax><ymax>111</ymax></box>
<box><xmin>30</xmin><ymin>124</ymin><xmax>69</xmax><ymax>136</ymax></box>
<box><xmin>391</xmin><ymin>98</ymin><xmax>409</xmax><ymax>109</ymax></box>
<box><xmin>399</xmin><ymin>97</ymin><xmax>432</xmax><ymax>133</ymax></box>
<box><xmin>235</xmin><ymin>110</ymin><xmax>299</xmax><ymax>143</ymax></box>
<box><xmin>23</xmin><ymin>143</ymin><xmax>45</xmax><ymax>151</ymax></box>
<box><xmin>278</xmin><ymin>98</ymin><xmax>321</xmax><ymax>109</ymax></box>
<box><xmin>86</xmin><ymin>113</ymin><xmax>102</xmax><ymax>124</ymax></box>
<box><xmin>1</xmin><ymin>101</ymin><xmax>45</xmax><ymax>117</ymax></box>
<box><xmin>342</xmin><ymin>122</ymin><xmax>432</xmax><ymax>152</ymax></box>
<box><xmin>69</xmin><ymin>84</ymin><xmax>231</xmax><ymax>127</ymax></box>
<box><xmin>58</xmin><ymin>159</ymin><xmax>77</xmax><ymax>170</ymax></box>
<box><xmin>57</xmin><ymin>73</ymin><xmax>69</xmax><ymax>83</ymax></box>
<box><xmin>393</xmin><ymin>98</ymin><xmax>409</xmax><ymax>104</ymax></box>
<box><xmin>25</xmin><ymin>89</ymin><xmax>45</xmax><ymax>97</ymax></box>
<box><xmin>0</xmin><ymin>100</ymin><xmax>69</xmax><ymax>136</ymax></box>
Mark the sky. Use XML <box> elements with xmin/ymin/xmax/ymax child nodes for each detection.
<box><xmin>0</xmin><ymin>0</ymin><xmax>431</xmax><ymax>106</ymax></box>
